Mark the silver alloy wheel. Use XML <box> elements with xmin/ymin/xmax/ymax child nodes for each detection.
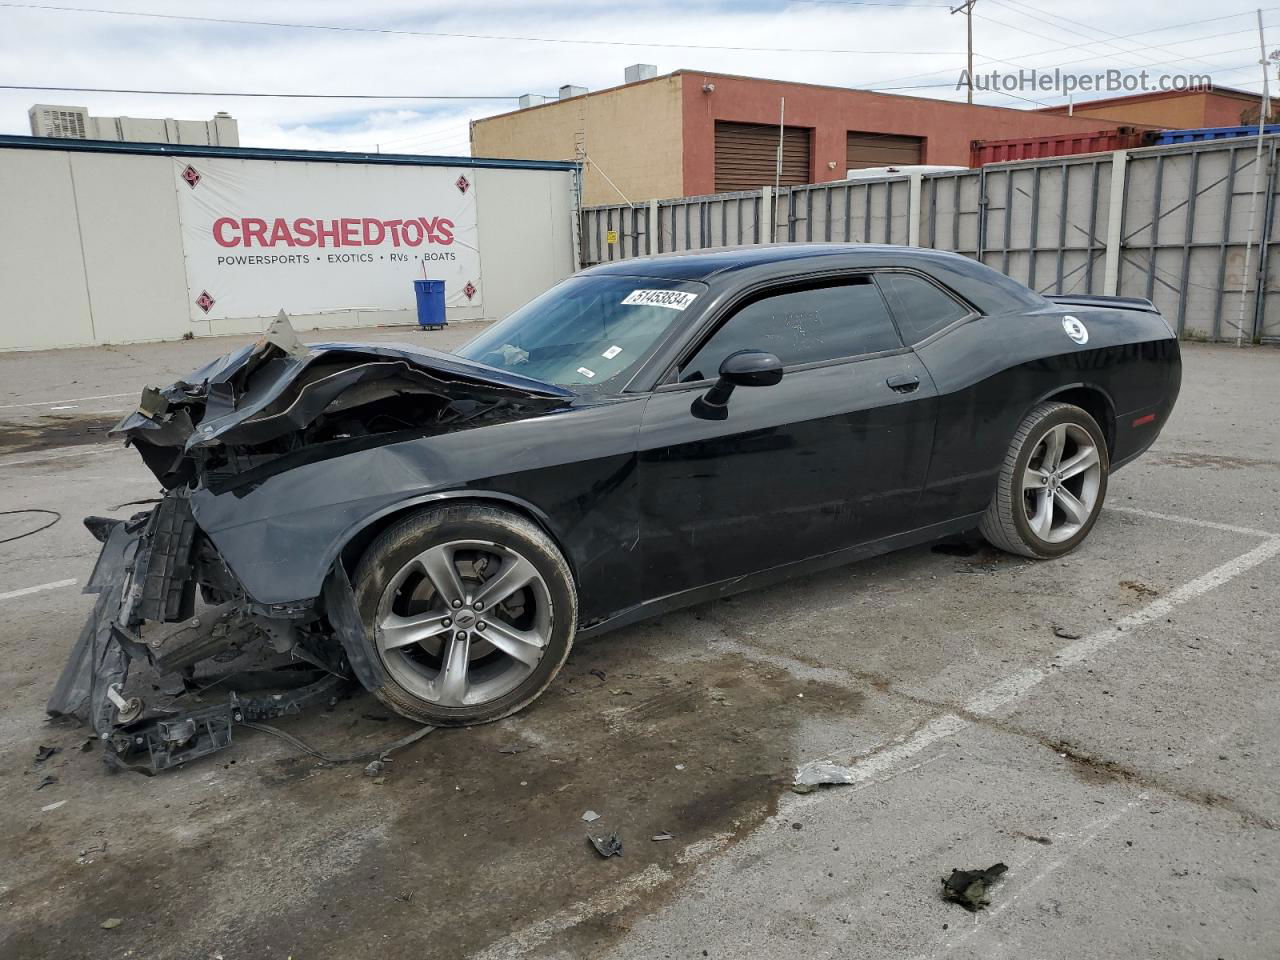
<box><xmin>1020</xmin><ymin>422</ymin><xmax>1103</xmax><ymax>544</ymax></box>
<box><xmin>373</xmin><ymin>539</ymin><xmax>553</xmax><ymax>707</ymax></box>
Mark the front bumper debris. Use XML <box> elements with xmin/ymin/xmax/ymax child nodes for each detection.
<box><xmin>47</xmin><ymin>490</ymin><xmax>356</xmax><ymax>775</ymax></box>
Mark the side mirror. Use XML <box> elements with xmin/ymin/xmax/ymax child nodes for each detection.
<box><xmin>691</xmin><ymin>350</ymin><xmax>783</xmax><ymax>420</ymax></box>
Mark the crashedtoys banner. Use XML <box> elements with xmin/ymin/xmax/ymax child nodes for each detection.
<box><xmin>174</xmin><ymin>157</ymin><xmax>482</xmax><ymax>321</ymax></box>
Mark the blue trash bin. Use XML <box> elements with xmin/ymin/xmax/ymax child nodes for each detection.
<box><xmin>413</xmin><ymin>279</ymin><xmax>446</xmax><ymax>329</ymax></box>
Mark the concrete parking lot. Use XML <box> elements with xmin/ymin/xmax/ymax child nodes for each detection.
<box><xmin>1</xmin><ymin>328</ymin><xmax>1278</xmax><ymax>960</ymax></box>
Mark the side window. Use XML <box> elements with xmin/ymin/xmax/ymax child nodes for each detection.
<box><xmin>679</xmin><ymin>278</ymin><xmax>902</xmax><ymax>382</ymax></box>
<box><xmin>876</xmin><ymin>272</ymin><xmax>972</xmax><ymax>344</ymax></box>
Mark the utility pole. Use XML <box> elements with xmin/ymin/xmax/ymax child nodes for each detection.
<box><xmin>774</xmin><ymin>97</ymin><xmax>785</xmax><ymax>241</ymax></box>
<box><xmin>950</xmin><ymin>0</ymin><xmax>977</xmax><ymax>104</ymax></box>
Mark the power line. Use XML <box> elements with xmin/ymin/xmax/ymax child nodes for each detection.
<box><xmin>996</xmin><ymin>0</ymin><xmax>1221</xmax><ymax>70</ymax></box>
<box><xmin>0</xmin><ymin>2</ymin><xmax>964</xmax><ymax>55</ymax></box>
<box><xmin>858</xmin><ymin>13</ymin><xmax>1277</xmax><ymax>92</ymax></box>
<box><xmin>0</xmin><ymin>84</ymin><xmax>528</xmax><ymax>100</ymax></box>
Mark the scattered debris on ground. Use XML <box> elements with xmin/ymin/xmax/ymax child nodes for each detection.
<box><xmin>363</xmin><ymin>759</ymin><xmax>386</xmax><ymax>777</ymax></box>
<box><xmin>651</xmin><ymin>832</ymin><xmax>674</xmax><ymax>841</ymax></box>
<box><xmin>498</xmin><ymin>743</ymin><xmax>529</xmax><ymax>755</ymax></box>
<box><xmin>941</xmin><ymin>863</ymin><xmax>1008</xmax><ymax>911</ymax></box>
<box><xmin>582</xmin><ymin>810</ymin><xmax>601</xmax><ymax>822</ymax></box>
<box><xmin>100</xmin><ymin>918</ymin><xmax>124</xmax><ymax>930</ymax></box>
<box><xmin>35</xmin><ymin>775</ymin><xmax>57</xmax><ymax>791</ymax></box>
<box><xmin>792</xmin><ymin>759</ymin><xmax>859</xmax><ymax>793</ymax></box>
<box><xmin>1052</xmin><ymin>625</ymin><xmax>1083</xmax><ymax>640</ymax></box>
<box><xmin>588</xmin><ymin>832</ymin><xmax>623</xmax><ymax>858</ymax></box>
<box><xmin>34</xmin><ymin>744</ymin><xmax>61</xmax><ymax>762</ymax></box>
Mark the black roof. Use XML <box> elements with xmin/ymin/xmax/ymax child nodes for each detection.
<box><xmin>580</xmin><ymin>243</ymin><xmax>1045</xmax><ymax>315</ymax></box>
<box><xmin>581</xmin><ymin>243</ymin><xmax>976</xmax><ymax>282</ymax></box>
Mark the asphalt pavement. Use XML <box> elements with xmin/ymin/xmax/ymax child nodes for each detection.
<box><xmin>1</xmin><ymin>328</ymin><xmax>1277</xmax><ymax>960</ymax></box>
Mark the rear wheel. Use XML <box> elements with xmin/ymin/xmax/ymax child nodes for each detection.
<box><xmin>980</xmin><ymin>402</ymin><xmax>1109</xmax><ymax>559</ymax></box>
<box><xmin>352</xmin><ymin>504</ymin><xmax>576</xmax><ymax>726</ymax></box>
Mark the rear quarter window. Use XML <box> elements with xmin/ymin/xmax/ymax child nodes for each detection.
<box><xmin>877</xmin><ymin>273</ymin><xmax>972</xmax><ymax>344</ymax></box>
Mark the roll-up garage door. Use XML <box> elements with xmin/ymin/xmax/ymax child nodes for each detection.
<box><xmin>846</xmin><ymin>132</ymin><xmax>923</xmax><ymax>170</ymax></box>
<box><xmin>714</xmin><ymin>121</ymin><xmax>812</xmax><ymax>192</ymax></box>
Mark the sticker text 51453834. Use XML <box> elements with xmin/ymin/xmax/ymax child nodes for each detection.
<box><xmin>621</xmin><ymin>289</ymin><xmax>698</xmax><ymax>311</ymax></box>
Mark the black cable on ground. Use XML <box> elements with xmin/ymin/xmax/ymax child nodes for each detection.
<box><xmin>240</xmin><ymin>720</ymin><xmax>436</xmax><ymax>765</ymax></box>
<box><xmin>0</xmin><ymin>508</ymin><xmax>61</xmax><ymax>544</ymax></box>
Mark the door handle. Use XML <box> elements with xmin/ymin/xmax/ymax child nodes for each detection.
<box><xmin>886</xmin><ymin>374</ymin><xmax>921</xmax><ymax>393</ymax></box>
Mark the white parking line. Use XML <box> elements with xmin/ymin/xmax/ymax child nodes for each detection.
<box><xmin>0</xmin><ymin>579</ymin><xmax>78</xmax><ymax>603</ymax></box>
<box><xmin>1107</xmin><ymin>504</ymin><xmax>1277</xmax><ymax>539</ymax></box>
<box><xmin>0</xmin><ymin>444</ymin><xmax>126</xmax><ymax>469</ymax></box>
<box><xmin>0</xmin><ymin>392</ymin><xmax>136</xmax><ymax>410</ymax></box>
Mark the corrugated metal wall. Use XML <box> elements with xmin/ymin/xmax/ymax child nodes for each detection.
<box><xmin>581</xmin><ymin>136</ymin><xmax>1280</xmax><ymax>342</ymax></box>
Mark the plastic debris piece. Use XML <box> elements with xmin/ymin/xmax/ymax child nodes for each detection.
<box><xmin>651</xmin><ymin>832</ymin><xmax>674</xmax><ymax>841</ymax></box>
<box><xmin>41</xmin><ymin>799</ymin><xmax>67</xmax><ymax>812</ymax></box>
<box><xmin>794</xmin><ymin>760</ymin><xmax>858</xmax><ymax>789</ymax></box>
<box><xmin>941</xmin><ymin>863</ymin><xmax>1008</xmax><ymax>911</ymax></box>
<box><xmin>674</xmin><ymin>763</ymin><xmax>685</xmax><ymax>771</ymax></box>
<box><xmin>101</xmin><ymin>918</ymin><xmax>123</xmax><ymax>929</ymax></box>
<box><xmin>1053</xmin><ymin>626</ymin><xmax>1083</xmax><ymax>640</ymax></box>
<box><xmin>582</xmin><ymin>810</ymin><xmax>601</xmax><ymax>822</ymax></box>
<box><xmin>35</xmin><ymin>744</ymin><xmax>61</xmax><ymax>762</ymax></box>
<box><xmin>588</xmin><ymin>832</ymin><xmax>623</xmax><ymax>858</ymax></box>
<box><xmin>363</xmin><ymin>759</ymin><xmax>385</xmax><ymax>777</ymax></box>
<box><xmin>35</xmin><ymin>774</ymin><xmax>57</xmax><ymax>791</ymax></box>
<box><xmin>498</xmin><ymin>743</ymin><xmax>529</xmax><ymax>755</ymax></box>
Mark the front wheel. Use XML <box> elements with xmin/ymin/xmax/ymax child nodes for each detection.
<box><xmin>352</xmin><ymin>503</ymin><xmax>577</xmax><ymax>726</ymax></box>
<box><xmin>980</xmin><ymin>402</ymin><xmax>1109</xmax><ymax>559</ymax></box>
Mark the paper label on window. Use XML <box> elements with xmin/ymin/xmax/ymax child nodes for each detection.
<box><xmin>602</xmin><ymin>345</ymin><xmax>623</xmax><ymax>359</ymax></box>
<box><xmin>621</xmin><ymin>289</ymin><xmax>698</xmax><ymax>311</ymax></box>
<box><xmin>577</xmin><ymin>366</ymin><xmax>596</xmax><ymax>379</ymax></box>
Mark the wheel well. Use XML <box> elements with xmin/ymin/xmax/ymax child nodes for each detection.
<box><xmin>336</xmin><ymin>495</ymin><xmax>576</xmax><ymax>582</ymax></box>
<box><xmin>1043</xmin><ymin>386</ymin><xmax>1115</xmax><ymax>456</ymax></box>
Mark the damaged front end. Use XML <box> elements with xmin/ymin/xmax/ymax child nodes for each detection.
<box><xmin>48</xmin><ymin>313</ymin><xmax>572</xmax><ymax>773</ymax></box>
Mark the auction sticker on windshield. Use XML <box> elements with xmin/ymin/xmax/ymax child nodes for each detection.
<box><xmin>621</xmin><ymin>289</ymin><xmax>698</xmax><ymax>310</ymax></box>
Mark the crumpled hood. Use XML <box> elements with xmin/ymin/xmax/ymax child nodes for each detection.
<box><xmin>112</xmin><ymin>312</ymin><xmax>575</xmax><ymax>485</ymax></box>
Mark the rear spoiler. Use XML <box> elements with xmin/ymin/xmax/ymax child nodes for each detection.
<box><xmin>1044</xmin><ymin>294</ymin><xmax>1160</xmax><ymax>314</ymax></box>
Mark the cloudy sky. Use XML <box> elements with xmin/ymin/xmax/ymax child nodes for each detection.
<box><xmin>0</xmin><ymin>0</ymin><xmax>1273</xmax><ymax>155</ymax></box>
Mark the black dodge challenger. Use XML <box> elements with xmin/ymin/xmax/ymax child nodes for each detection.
<box><xmin>51</xmin><ymin>244</ymin><xmax>1181</xmax><ymax>772</ymax></box>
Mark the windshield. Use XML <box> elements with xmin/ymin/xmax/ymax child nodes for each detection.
<box><xmin>455</xmin><ymin>275</ymin><xmax>708</xmax><ymax>392</ymax></box>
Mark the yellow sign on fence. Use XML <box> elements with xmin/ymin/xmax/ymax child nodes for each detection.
<box><xmin>606</xmin><ymin>229</ymin><xmax>618</xmax><ymax>245</ymax></box>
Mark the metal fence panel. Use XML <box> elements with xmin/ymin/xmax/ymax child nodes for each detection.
<box><xmin>580</xmin><ymin>137</ymin><xmax>1280</xmax><ymax>341</ymax></box>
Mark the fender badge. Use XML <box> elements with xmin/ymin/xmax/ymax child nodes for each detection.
<box><xmin>1062</xmin><ymin>315</ymin><xmax>1089</xmax><ymax>345</ymax></box>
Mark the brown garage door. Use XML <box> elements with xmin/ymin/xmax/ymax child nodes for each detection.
<box><xmin>714</xmin><ymin>121</ymin><xmax>811</xmax><ymax>192</ymax></box>
<box><xmin>846</xmin><ymin>131</ymin><xmax>923</xmax><ymax>170</ymax></box>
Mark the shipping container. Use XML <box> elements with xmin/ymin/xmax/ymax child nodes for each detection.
<box><xmin>970</xmin><ymin>128</ymin><xmax>1154</xmax><ymax>167</ymax></box>
<box><xmin>1152</xmin><ymin>124</ymin><xmax>1280</xmax><ymax>145</ymax></box>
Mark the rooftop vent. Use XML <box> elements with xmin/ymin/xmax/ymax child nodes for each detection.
<box><xmin>559</xmin><ymin>85</ymin><xmax>587</xmax><ymax>100</ymax></box>
<box><xmin>624</xmin><ymin>64</ymin><xmax>657</xmax><ymax>83</ymax></box>
<box><xmin>29</xmin><ymin>104</ymin><xmax>90</xmax><ymax>139</ymax></box>
<box><xmin>518</xmin><ymin>94</ymin><xmax>547</xmax><ymax>109</ymax></box>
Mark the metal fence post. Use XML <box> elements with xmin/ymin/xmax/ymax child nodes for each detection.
<box><xmin>647</xmin><ymin>199</ymin><xmax>658</xmax><ymax>256</ymax></box>
<box><xmin>1251</xmin><ymin>141</ymin><xmax>1277</xmax><ymax>340</ymax></box>
<box><xmin>908</xmin><ymin>173</ymin><xmax>923</xmax><ymax>246</ymax></box>
<box><xmin>761</xmin><ymin>186</ymin><xmax>772</xmax><ymax>245</ymax></box>
<box><xmin>1102</xmin><ymin>149</ymin><xmax>1129</xmax><ymax>296</ymax></box>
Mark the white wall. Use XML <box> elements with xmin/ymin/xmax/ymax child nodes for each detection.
<box><xmin>0</xmin><ymin>145</ymin><xmax>578</xmax><ymax>351</ymax></box>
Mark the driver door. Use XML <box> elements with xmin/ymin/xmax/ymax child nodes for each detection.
<box><xmin>637</xmin><ymin>275</ymin><xmax>938</xmax><ymax>599</ymax></box>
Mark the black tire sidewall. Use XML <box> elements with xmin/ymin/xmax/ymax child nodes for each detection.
<box><xmin>352</xmin><ymin>508</ymin><xmax>576</xmax><ymax>725</ymax></box>
<box><xmin>1008</xmin><ymin>407</ymin><xmax>1110</xmax><ymax>559</ymax></box>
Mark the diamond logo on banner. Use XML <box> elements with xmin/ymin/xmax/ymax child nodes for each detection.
<box><xmin>462</xmin><ymin>281</ymin><xmax>477</xmax><ymax>301</ymax></box>
<box><xmin>181</xmin><ymin>165</ymin><xmax>202</xmax><ymax>189</ymax></box>
<box><xmin>455</xmin><ymin>174</ymin><xmax>470</xmax><ymax>194</ymax></box>
<box><xmin>195</xmin><ymin>290</ymin><xmax>216</xmax><ymax>313</ymax></box>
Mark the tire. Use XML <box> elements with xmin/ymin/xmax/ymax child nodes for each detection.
<box><xmin>979</xmin><ymin>401</ymin><xmax>1110</xmax><ymax>560</ymax></box>
<box><xmin>351</xmin><ymin>503</ymin><xmax>577</xmax><ymax>726</ymax></box>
